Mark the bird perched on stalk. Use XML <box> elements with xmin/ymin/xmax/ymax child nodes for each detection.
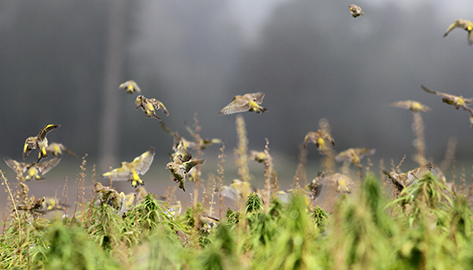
<box><xmin>349</xmin><ymin>4</ymin><xmax>363</xmax><ymax>18</ymax></box>
<box><xmin>303</xmin><ymin>129</ymin><xmax>335</xmax><ymax>154</ymax></box>
<box><xmin>335</xmin><ymin>148</ymin><xmax>375</xmax><ymax>164</ymax></box>
<box><xmin>421</xmin><ymin>85</ymin><xmax>473</xmax><ymax>109</ymax></box>
<box><xmin>389</xmin><ymin>100</ymin><xmax>430</xmax><ymax>113</ymax></box>
<box><xmin>119</xmin><ymin>80</ymin><xmax>141</xmax><ymax>94</ymax></box>
<box><xmin>219</xmin><ymin>92</ymin><xmax>268</xmax><ymax>115</ymax></box>
<box><xmin>384</xmin><ymin>163</ymin><xmax>446</xmax><ymax>193</ymax></box>
<box><xmin>102</xmin><ymin>147</ymin><xmax>155</xmax><ymax>188</ymax></box>
<box><xmin>46</xmin><ymin>142</ymin><xmax>76</xmax><ymax>157</ymax></box>
<box><xmin>443</xmin><ymin>19</ymin><xmax>473</xmax><ymax>46</ymax></box>
<box><xmin>5</xmin><ymin>157</ymin><xmax>62</xmax><ymax>181</ymax></box>
<box><xmin>135</xmin><ymin>95</ymin><xmax>169</xmax><ymax>120</ymax></box>
<box><xmin>165</xmin><ymin>158</ymin><xmax>205</xmax><ymax>192</ymax></box>
<box><xmin>23</xmin><ymin>124</ymin><xmax>60</xmax><ymax>162</ymax></box>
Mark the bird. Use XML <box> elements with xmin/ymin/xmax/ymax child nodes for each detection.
<box><xmin>198</xmin><ymin>212</ymin><xmax>220</xmax><ymax>232</ymax></box>
<box><xmin>35</xmin><ymin>196</ymin><xmax>67</xmax><ymax>214</ymax></box>
<box><xmin>421</xmin><ymin>85</ymin><xmax>473</xmax><ymax>109</ymax></box>
<box><xmin>165</xmin><ymin>158</ymin><xmax>205</xmax><ymax>192</ymax></box>
<box><xmin>389</xmin><ymin>100</ymin><xmax>431</xmax><ymax>113</ymax></box>
<box><xmin>219</xmin><ymin>92</ymin><xmax>268</xmax><ymax>115</ymax></box>
<box><xmin>5</xmin><ymin>157</ymin><xmax>62</xmax><ymax>181</ymax></box>
<box><xmin>33</xmin><ymin>218</ymin><xmax>50</xmax><ymax>230</ymax></box>
<box><xmin>45</xmin><ymin>142</ymin><xmax>76</xmax><ymax>157</ymax></box>
<box><xmin>384</xmin><ymin>163</ymin><xmax>446</xmax><ymax>193</ymax></box>
<box><xmin>323</xmin><ymin>173</ymin><xmax>355</xmax><ymax>194</ymax></box>
<box><xmin>443</xmin><ymin>19</ymin><xmax>473</xmax><ymax>46</ymax></box>
<box><xmin>349</xmin><ymin>4</ymin><xmax>363</xmax><ymax>18</ymax></box>
<box><xmin>135</xmin><ymin>95</ymin><xmax>169</xmax><ymax>120</ymax></box>
<box><xmin>249</xmin><ymin>150</ymin><xmax>268</xmax><ymax>163</ymax></box>
<box><xmin>305</xmin><ymin>172</ymin><xmax>325</xmax><ymax>200</ymax></box>
<box><xmin>220</xmin><ymin>179</ymin><xmax>255</xmax><ymax>201</ymax></box>
<box><xmin>119</xmin><ymin>80</ymin><xmax>141</xmax><ymax>94</ymax></box>
<box><xmin>165</xmin><ymin>201</ymin><xmax>182</xmax><ymax>218</ymax></box>
<box><xmin>23</xmin><ymin>124</ymin><xmax>60</xmax><ymax>162</ymax></box>
<box><xmin>303</xmin><ymin>130</ymin><xmax>335</xmax><ymax>154</ymax></box>
<box><xmin>335</xmin><ymin>148</ymin><xmax>375</xmax><ymax>164</ymax></box>
<box><xmin>102</xmin><ymin>147</ymin><xmax>155</xmax><ymax>188</ymax></box>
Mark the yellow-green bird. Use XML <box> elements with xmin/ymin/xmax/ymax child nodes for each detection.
<box><xmin>219</xmin><ymin>92</ymin><xmax>268</xmax><ymax>115</ymax></box>
<box><xmin>165</xmin><ymin>158</ymin><xmax>205</xmax><ymax>192</ymax></box>
<box><xmin>384</xmin><ymin>163</ymin><xmax>446</xmax><ymax>193</ymax></box>
<box><xmin>303</xmin><ymin>129</ymin><xmax>335</xmax><ymax>153</ymax></box>
<box><xmin>23</xmin><ymin>124</ymin><xmax>60</xmax><ymax>162</ymax></box>
<box><xmin>421</xmin><ymin>85</ymin><xmax>473</xmax><ymax>109</ymax></box>
<box><xmin>349</xmin><ymin>4</ymin><xmax>363</xmax><ymax>18</ymax></box>
<box><xmin>249</xmin><ymin>150</ymin><xmax>268</xmax><ymax>163</ymax></box>
<box><xmin>119</xmin><ymin>80</ymin><xmax>141</xmax><ymax>94</ymax></box>
<box><xmin>444</xmin><ymin>19</ymin><xmax>473</xmax><ymax>46</ymax></box>
<box><xmin>319</xmin><ymin>172</ymin><xmax>355</xmax><ymax>194</ymax></box>
<box><xmin>335</xmin><ymin>148</ymin><xmax>375</xmax><ymax>164</ymax></box>
<box><xmin>46</xmin><ymin>142</ymin><xmax>76</xmax><ymax>157</ymax></box>
<box><xmin>102</xmin><ymin>147</ymin><xmax>155</xmax><ymax>188</ymax></box>
<box><xmin>198</xmin><ymin>212</ymin><xmax>220</xmax><ymax>232</ymax></box>
<box><xmin>389</xmin><ymin>100</ymin><xmax>431</xmax><ymax>113</ymax></box>
<box><xmin>5</xmin><ymin>157</ymin><xmax>62</xmax><ymax>181</ymax></box>
<box><xmin>135</xmin><ymin>95</ymin><xmax>169</xmax><ymax>120</ymax></box>
<box><xmin>165</xmin><ymin>201</ymin><xmax>182</xmax><ymax>218</ymax></box>
<box><xmin>35</xmin><ymin>196</ymin><xmax>67</xmax><ymax>214</ymax></box>
<box><xmin>33</xmin><ymin>218</ymin><xmax>50</xmax><ymax>230</ymax></box>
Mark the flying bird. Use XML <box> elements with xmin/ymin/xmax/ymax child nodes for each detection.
<box><xmin>219</xmin><ymin>92</ymin><xmax>268</xmax><ymax>115</ymax></box>
<box><xmin>443</xmin><ymin>19</ymin><xmax>473</xmax><ymax>46</ymax></box>
<box><xmin>23</xmin><ymin>124</ymin><xmax>60</xmax><ymax>162</ymax></box>
<box><xmin>389</xmin><ymin>100</ymin><xmax>430</xmax><ymax>113</ymax></box>
<box><xmin>303</xmin><ymin>130</ymin><xmax>335</xmax><ymax>154</ymax></box>
<box><xmin>165</xmin><ymin>158</ymin><xmax>205</xmax><ymax>192</ymax></box>
<box><xmin>335</xmin><ymin>148</ymin><xmax>375</xmax><ymax>164</ymax></box>
<box><xmin>119</xmin><ymin>80</ymin><xmax>141</xmax><ymax>94</ymax></box>
<box><xmin>135</xmin><ymin>95</ymin><xmax>169</xmax><ymax>120</ymax></box>
<box><xmin>5</xmin><ymin>157</ymin><xmax>62</xmax><ymax>181</ymax></box>
<box><xmin>102</xmin><ymin>147</ymin><xmax>155</xmax><ymax>188</ymax></box>
<box><xmin>384</xmin><ymin>163</ymin><xmax>446</xmax><ymax>193</ymax></box>
<box><xmin>46</xmin><ymin>142</ymin><xmax>76</xmax><ymax>157</ymax></box>
<box><xmin>349</xmin><ymin>4</ymin><xmax>363</xmax><ymax>18</ymax></box>
<box><xmin>421</xmin><ymin>85</ymin><xmax>473</xmax><ymax>109</ymax></box>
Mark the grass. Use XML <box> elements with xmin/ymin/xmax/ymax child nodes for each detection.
<box><xmin>2</xmin><ymin>115</ymin><xmax>473</xmax><ymax>270</ymax></box>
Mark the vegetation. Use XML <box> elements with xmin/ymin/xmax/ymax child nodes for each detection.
<box><xmin>2</xmin><ymin>113</ymin><xmax>473</xmax><ymax>270</ymax></box>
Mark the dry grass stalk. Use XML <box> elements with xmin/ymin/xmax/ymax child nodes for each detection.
<box><xmin>412</xmin><ymin>112</ymin><xmax>426</xmax><ymax>166</ymax></box>
<box><xmin>235</xmin><ymin>115</ymin><xmax>250</xmax><ymax>183</ymax></box>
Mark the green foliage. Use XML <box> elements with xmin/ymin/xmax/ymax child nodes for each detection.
<box><xmin>3</xmin><ymin>171</ymin><xmax>473</xmax><ymax>270</ymax></box>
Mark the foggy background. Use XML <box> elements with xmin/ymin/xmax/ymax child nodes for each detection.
<box><xmin>1</xmin><ymin>0</ymin><xmax>473</xmax><ymax>211</ymax></box>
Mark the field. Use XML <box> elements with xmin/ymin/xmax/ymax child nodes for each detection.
<box><xmin>1</xmin><ymin>114</ymin><xmax>473</xmax><ymax>270</ymax></box>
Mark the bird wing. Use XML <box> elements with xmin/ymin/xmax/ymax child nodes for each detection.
<box><xmin>219</xmin><ymin>100</ymin><xmax>251</xmax><ymax>115</ymax></box>
<box><xmin>135</xmin><ymin>96</ymin><xmax>143</xmax><ymax>110</ymax></box>
<box><xmin>444</xmin><ymin>21</ymin><xmax>459</xmax><ymax>37</ymax></box>
<box><xmin>38</xmin><ymin>124</ymin><xmax>60</xmax><ymax>141</ymax></box>
<box><xmin>5</xmin><ymin>158</ymin><xmax>28</xmax><ymax>173</ymax></box>
<box><xmin>356</xmin><ymin>148</ymin><xmax>375</xmax><ymax>159</ymax></box>
<box><xmin>103</xmin><ymin>165</ymin><xmax>133</xmax><ymax>181</ymax></box>
<box><xmin>179</xmin><ymin>159</ymin><xmax>205</xmax><ymax>174</ymax></box>
<box><xmin>37</xmin><ymin>157</ymin><xmax>62</xmax><ymax>175</ymax></box>
<box><xmin>151</xmin><ymin>99</ymin><xmax>169</xmax><ymax>115</ymax></box>
<box><xmin>134</xmin><ymin>147</ymin><xmax>155</xmax><ymax>174</ymax></box>
<box><xmin>421</xmin><ymin>85</ymin><xmax>442</xmax><ymax>96</ymax></box>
